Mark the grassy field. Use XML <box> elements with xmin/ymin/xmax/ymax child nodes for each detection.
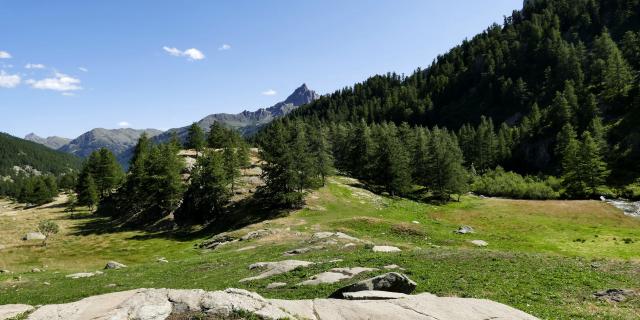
<box><xmin>1</xmin><ymin>177</ymin><xmax>639</xmax><ymax>319</ymax></box>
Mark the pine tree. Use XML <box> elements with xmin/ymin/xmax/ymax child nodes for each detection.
<box><xmin>577</xmin><ymin>132</ymin><xmax>610</xmax><ymax>197</ymax></box>
<box><xmin>177</xmin><ymin>150</ymin><xmax>230</xmax><ymax>224</ymax></box>
<box><xmin>425</xmin><ymin>128</ymin><xmax>468</xmax><ymax>201</ymax></box>
<box><xmin>349</xmin><ymin>120</ymin><xmax>375</xmax><ymax>180</ymax></box>
<box><xmin>207</xmin><ymin>122</ymin><xmax>228</xmax><ymax>148</ymax></box>
<box><xmin>372</xmin><ymin>124</ymin><xmax>411</xmax><ymax>196</ymax></box>
<box><xmin>77</xmin><ymin>171</ymin><xmax>98</xmax><ymax>210</ymax></box>
<box><xmin>144</xmin><ymin>143</ymin><xmax>185</xmax><ymax>217</ymax></box>
<box><xmin>223</xmin><ymin>147</ymin><xmax>240</xmax><ymax>192</ymax></box>
<box><xmin>186</xmin><ymin>122</ymin><xmax>206</xmax><ymax>152</ymax></box>
<box><xmin>555</xmin><ymin>123</ymin><xmax>577</xmax><ymax>160</ymax></box>
<box><xmin>309</xmin><ymin>126</ymin><xmax>334</xmax><ymax>186</ymax></box>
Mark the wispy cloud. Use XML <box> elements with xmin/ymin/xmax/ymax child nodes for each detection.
<box><xmin>0</xmin><ymin>70</ymin><xmax>21</xmax><ymax>88</ymax></box>
<box><xmin>0</xmin><ymin>51</ymin><xmax>11</xmax><ymax>59</ymax></box>
<box><xmin>262</xmin><ymin>89</ymin><xmax>277</xmax><ymax>96</ymax></box>
<box><xmin>25</xmin><ymin>63</ymin><xmax>45</xmax><ymax>69</ymax></box>
<box><xmin>26</xmin><ymin>72</ymin><xmax>82</xmax><ymax>92</ymax></box>
<box><xmin>118</xmin><ymin>121</ymin><xmax>131</xmax><ymax>127</ymax></box>
<box><xmin>162</xmin><ymin>46</ymin><xmax>205</xmax><ymax>61</ymax></box>
<box><xmin>78</xmin><ymin>67</ymin><xmax>88</xmax><ymax>72</ymax></box>
<box><xmin>62</xmin><ymin>92</ymin><xmax>75</xmax><ymax>96</ymax></box>
<box><xmin>218</xmin><ymin>44</ymin><xmax>231</xmax><ymax>51</ymax></box>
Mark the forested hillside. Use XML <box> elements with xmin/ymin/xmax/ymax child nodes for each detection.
<box><xmin>285</xmin><ymin>0</ymin><xmax>640</xmax><ymax>183</ymax></box>
<box><xmin>0</xmin><ymin>132</ymin><xmax>82</xmax><ymax>176</ymax></box>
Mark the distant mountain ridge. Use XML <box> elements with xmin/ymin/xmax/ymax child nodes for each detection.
<box><xmin>24</xmin><ymin>133</ymin><xmax>71</xmax><ymax>150</ymax></box>
<box><xmin>154</xmin><ymin>83</ymin><xmax>319</xmax><ymax>143</ymax></box>
<box><xmin>58</xmin><ymin>128</ymin><xmax>163</xmax><ymax>159</ymax></box>
<box><xmin>0</xmin><ymin>132</ymin><xmax>82</xmax><ymax>177</ymax></box>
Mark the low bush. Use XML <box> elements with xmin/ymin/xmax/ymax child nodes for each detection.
<box><xmin>472</xmin><ymin>167</ymin><xmax>559</xmax><ymax>200</ymax></box>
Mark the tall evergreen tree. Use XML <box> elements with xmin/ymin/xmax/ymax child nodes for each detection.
<box><xmin>425</xmin><ymin>128</ymin><xmax>468</xmax><ymax>201</ymax></box>
<box><xmin>186</xmin><ymin>122</ymin><xmax>206</xmax><ymax>152</ymax></box>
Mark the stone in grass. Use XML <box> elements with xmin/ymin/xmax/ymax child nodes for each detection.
<box><xmin>22</xmin><ymin>232</ymin><xmax>46</xmax><ymax>241</ymax></box>
<box><xmin>470</xmin><ymin>240</ymin><xmax>488</xmax><ymax>247</ymax></box>
<box><xmin>593</xmin><ymin>289</ymin><xmax>637</xmax><ymax>302</ymax></box>
<box><xmin>157</xmin><ymin>257</ymin><xmax>169</xmax><ymax>263</ymax></box>
<box><xmin>329</xmin><ymin>272</ymin><xmax>417</xmax><ymax>298</ymax></box>
<box><xmin>240</xmin><ymin>260</ymin><xmax>314</xmax><ymax>282</ymax></box>
<box><xmin>0</xmin><ymin>304</ymin><xmax>34</xmax><ymax>320</ymax></box>
<box><xmin>372</xmin><ymin>245</ymin><xmax>401</xmax><ymax>253</ymax></box>
<box><xmin>105</xmin><ymin>261</ymin><xmax>127</xmax><ymax>269</ymax></box>
<box><xmin>456</xmin><ymin>226</ymin><xmax>475</xmax><ymax>234</ymax></box>
<box><xmin>266</xmin><ymin>282</ymin><xmax>287</xmax><ymax>289</ymax></box>
<box><xmin>31</xmin><ymin>268</ymin><xmax>42</xmax><ymax>273</ymax></box>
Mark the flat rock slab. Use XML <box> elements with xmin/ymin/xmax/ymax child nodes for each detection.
<box><xmin>372</xmin><ymin>245</ymin><xmax>401</xmax><ymax>253</ymax></box>
<box><xmin>11</xmin><ymin>288</ymin><xmax>539</xmax><ymax>320</ymax></box>
<box><xmin>0</xmin><ymin>304</ymin><xmax>33</xmax><ymax>320</ymax></box>
<box><xmin>311</xmin><ymin>232</ymin><xmax>361</xmax><ymax>242</ymax></box>
<box><xmin>470</xmin><ymin>240</ymin><xmax>488</xmax><ymax>247</ymax></box>
<box><xmin>299</xmin><ymin>267</ymin><xmax>378</xmax><ymax>286</ymax></box>
<box><xmin>240</xmin><ymin>260</ymin><xmax>314</xmax><ymax>282</ymax></box>
<box><xmin>343</xmin><ymin>290</ymin><xmax>409</xmax><ymax>300</ymax></box>
<box><xmin>66</xmin><ymin>271</ymin><xmax>103</xmax><ymax>279</ymax></box>
<box><xmin>266</xmin><ymin>282</ymin><xmax>287</xmax><ymax>289</ymax></box>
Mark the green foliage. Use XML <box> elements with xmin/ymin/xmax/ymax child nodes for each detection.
<box><xmin>76</xmin><ymin>170</ymin><xmax>98</xmax><ymax>210</ymax></box>
<box><xmin>37</xmin><ymin>220</ymin><xmax>59</xmax><ymax>246</ymax></box>
<box><xmin>0</xmin><ymin>132</ymin><xmax>82</xmax><ymax>177</ymax></box>
<box><xmin>186</xmin><ymin>123</ymin><xmax>206</xmax><ymax>153</ymax></box>
<box><xmin>177</xmin><ymin>151</ymin><xmax>231</xmax><ymax>224</ymax></box>
<box><xmin>424</xmin><ymin>128</ymin><xmax>468</xmax><ymax>200</ymax></box>
<box><xmin>562</xmin><ymin>131</ymin><xmax>610</xmax><ymax>198</ymax></box>
<box><xmin>472</xmin><ymin>167</ymin><xmax>559</xmax><ymax>200</ymax></box>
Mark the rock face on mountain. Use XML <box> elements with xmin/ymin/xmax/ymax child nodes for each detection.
<box><xmin>58</xmin><ymin>128</ymin><xmax>163</xmax><ymax>159</ymax></box>
<box><xmin>17</xmin><ymin>288</ymin><xmax>539</xmax><ymax>320</ymax></box>
<box><xmin>154</xmin><ymin>83</ymin><xmax>319</xmax><ymax>143</ymax></box>
<box><xmin>24</xmin><ymin>133</ymin><xmax>71</xmax><ymax>150</ymax></box>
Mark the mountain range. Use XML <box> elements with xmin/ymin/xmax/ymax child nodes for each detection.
<box><xmin>24</xmin><ymin>84</ymin><xmax>319</xmax><ymax>166</ymax></box>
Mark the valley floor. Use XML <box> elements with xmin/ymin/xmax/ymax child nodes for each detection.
<box><xmin>1</xmin><ymin>177</ymin><xmax>639</xmax><ymax>319</ymax></box>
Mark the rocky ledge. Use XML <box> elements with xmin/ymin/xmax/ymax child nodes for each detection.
<box><xmin>0</xmin><ymin>288</ymin><xmax>539</xmax><ymax>320</ymax></box>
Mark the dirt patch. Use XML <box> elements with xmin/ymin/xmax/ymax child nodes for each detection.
<box><xmin>391</xmin><ymin>223</ymin><xmax>426</xmax><ymax>237</ymax></box>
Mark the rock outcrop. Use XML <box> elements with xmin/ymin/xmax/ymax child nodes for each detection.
<box><xmin>330</xmin><ymin>272</ymin><xmax>417</xmax><ymax>299</ymax></box>
<box><xmin>10</xmin><ymin>288</ymin><xmax>539</xmax><ymax>320</ymax></box>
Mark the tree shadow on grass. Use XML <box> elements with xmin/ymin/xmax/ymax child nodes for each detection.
<box><xmin>69</xmin><ymin>195</ymin><xmax>290</xmax><ymax>243</ymax></box>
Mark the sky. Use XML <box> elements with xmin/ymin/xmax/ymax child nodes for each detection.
<box><xmin>0</xmin><ymin>0</ymin><xmax>522</xmax><ymax>138</ymax></box>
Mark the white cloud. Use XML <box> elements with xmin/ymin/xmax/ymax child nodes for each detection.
<box><xmin>163</xmin><ymin>46</ymin><xmax>205</xmax><ymax>61</ymax></box>
<box><xmin>0</xmin><ymin>51</ymin><xmax>11</xmax><ymax>59</ymax></box>
<box><xmin>78</xmin><ymin>67</ymin><xmax>88</xmax><ymax>72</ymax></box>
<box><xmin>118</xmin><ymin>121</ymin><xmax>130</xmax><ymax>127</ymax></box>
<box><xmin>262</xmin><ymin>89</ymin><xmax>277</xmax><ymax>96</ymax></box>
<box><xmin>218</xmin><ymin>44</ymin><xmax>231</xmax><ymax>51</ymax></box>
<box><xmin>0</xmin><ymin>70</ymin><xmax>21</xmax><ymax>88</ymax></box>
<box><xmin>26</xmin><ymin>72</ymin><xmax>82</xmax><ymax>92</ymax></box>
<box><xmin>25</xmin><ymin>63</ymin><xmax>45</xmax><ymax>69</ymax></box>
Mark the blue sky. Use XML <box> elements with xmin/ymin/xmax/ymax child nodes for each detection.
<box><xmin>0</xmin><ymin>0</ymin><xmax>522</xmax><ymax>138</ymax></box>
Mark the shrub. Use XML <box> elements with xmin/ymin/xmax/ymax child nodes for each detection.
<box><xmin>38</xmin><ymin>220</ymin><xmax>60</xmax><ymax>246</ymax></box>
<box><xmin>471</xmin><ymin>167</ymin><xmax>559</xmax><ymax>200</ymax></box>
<box><xmin>620</xmin><ymin>183</ymin><xmax>640</xmax><ymax>200</ymax></box>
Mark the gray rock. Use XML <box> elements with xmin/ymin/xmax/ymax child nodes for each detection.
<box><xmin>20</xmin><ymin>288</ymin><xmax>539</xmax><ymax>320</ymax></box>
<box><xmin>241</xmin><ymin>229</ymin><xmax>273</xmax><ymax>241</ymax></box>
<box><xmin>0</xmin><ymin>270</ymin><xmax>11</xmax><ymax>274</ymax></box>
<box><xmin>198</xmin><ymin>234</ymin><xmax>238</xmax><ymax>250</ymax></box>
<box><xmin>283</xmin><ymin>245</ymin><xmax>324</xmax><ymax>256</ymax></box>
<box><xmin>66</xmin><ymin>272</ymin><xmax>103</xmax><ymax>279</ymax></box>
<box><xmin>266</xmin><ymin>282</ymin><xmax>287</xmax><ymax>289</ymax></box>
<box><xmin>330</xmin><ymin>272</ymin><xmax>417</xmax><ymax>298</ymax></box>
<box><xmin>31</xmin><ymin>268</ymin><xmax>42</xmax><ymax>273</ymax></box>
<box><xmin>298</xmin><ymin>267</ymin><xmax>378</xmax><ymax>286</ymax></box>
<box><xmin>22</xmin><ymin>232</ymin><xmax>46</xmax><ymax>241</ymax></box>
<box><xmin>593</xmin><ymin>289</ymin><xmax>637</xmax><ymax>302</ymax></box>
<box><xmin>470</xmin><ymin>240</ymin><xmax>488</xmax><ymax>247</ymax></box>
<box><xmin>240</xmin><ymin>260</ymin><xmax>314</xmax><ymax>282</ymax></box>
<box><xmin>343</xmin><ymin>290</ymin><xmax>409</xmax><ymax>300</ymax></box>
<box><xmin>383</xmin><ymin>264</ymin><xmax>402</xmax><ymax>270</ymax></box>
<box><xmin>0</xmin><ymin>304</ymin><xmax>33</xmax><ymax>320</ymax></box>
<box><xmin>104</xmin><ymin>261</ymin><xmax>127</xmax><ymax>269</ymax></box>
<box><xmin>157</xmin><ymin>257</ymin><xmax>169</xmax><ymax>263</ymax></box>
<box><xmin>372</xmin><ymin>245</ymin><xmax>401</xmax><ymax>253</ymax></box>
<box><xmin>456</xmin><ymin>226</ymin><xmax>475</xmax><ymax>234</ymax></box>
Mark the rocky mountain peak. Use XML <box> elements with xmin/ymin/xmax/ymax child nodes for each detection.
<box><xmin>282</xmin><ymin>83</ymin><xmax>320</xmax><ymax>107</ymax></box>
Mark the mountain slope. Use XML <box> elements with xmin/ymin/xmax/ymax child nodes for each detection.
<box><xmin>0</xmin><ymin>132</ymin><xmax>82</xmax><ymax>176</ymax></box>
<box><xmin>154</xmin><ymin>83</ymin><xmax>319</xmax><ymax>143</ymax></box>
<box><xmin>58</xmin><ymin>128</ymin><xmax>163</xmax><ymax>159</ymax></box>
<box><xmin>283</xmin><ymin>0</ymin><xmax>640</xmax><ymax>182</ymax></box>
<box><xmin>24</xmin><ymin>133</ymin><xmax>71</xmax><ymax>150</ymax></box>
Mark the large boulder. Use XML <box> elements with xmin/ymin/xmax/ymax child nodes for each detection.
<box><xmin>298</xmin><ymin>267</ymin><xmax>378</xmax><ymax>286</ymax></box>
<box><xmin>22</xmin><ymin>232</ymin><xmax>46</xmax><ymax>241</ymax></box>
<box><xmin>0</xmin><ymin>304</ymin><xmax>33</xmax><ymax>320</ymax></box>
<box><xmin>11</xmin><ymin>288</ymin><xmax>539</xmax><ymax>320</ymax></box>
<box><xmin>330</xmin><ymin>272</ymin><xmax>417</xmax><ymax>298</ymax></box>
